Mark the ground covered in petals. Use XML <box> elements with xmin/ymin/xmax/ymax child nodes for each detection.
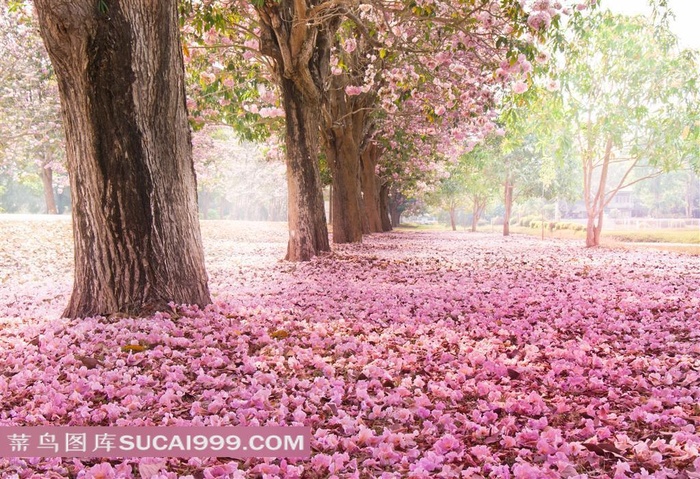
<box><xmin>1</xmin><ymin>217</ymin><xmax>699</xmax><ymax>478</ymax></box>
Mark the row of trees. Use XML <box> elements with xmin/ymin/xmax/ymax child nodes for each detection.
<box><xmin>0</xmin><ymin>1</ymin><xmax>65</xmax><ymax>214</ymax></box>
<box><xmin>179</xmin><ymin>0</ymin><xmax>564</xmax><ymax>259</ymax></box>
<box><xmin>4</xmin><ymin>0</ymin><xmax>697</xmax><ymax>318</ymax></box>
<box><xmin>6</xmin><ymin>0</ymin><xmax>573</xmax><ymax>318</ymax></box>
<box><xmin>426</xmin><ymin>9</ymin><xmax>700</xmax><ymax>246</ymax></box>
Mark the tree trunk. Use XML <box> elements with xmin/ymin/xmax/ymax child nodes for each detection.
<box><xmin>35</xmin><ymin>0</ymin><xmax>211</xmax><ymax>318</ymax></box>
<box><xmin>379</xmin><ymin>183</ymin><xmax>392</xmax><ymax>232</ymax></box>
<box><xmin>360</xmin><ymin>144</ymin><xmax>383</xmax><ymax>233</ymax></box>
<box><xmin>471</xmin><ymin>199</ymin><xmax>485</xmax><ymax>232</ymax></box>
<box><xmin>325</xmin><ymin>127</ymin><xmax>363</xmax><ymax>244</ymax></box>
<box><xmin>390</xmin><ymin>203</ymin><xmax>401</xmax><ymax>228</ymax></box>
<box><xmin>583</xmin><ymin>137</ymin><xmax>613</xmax><ymax>248</ymax></box>
<box><xmin>321</xmin><ymin>73</ymin><xmax>365</xmax><ymax>244</ymax></box>
<box><xmin>279</xmin><ymin>76</ymin><xmax>330</xmax><ymax>261</ymax></box>
<box><xmin>503</xmin><ymin>178</ymin><xmax>513</xmax><ymax>236</ymax></box>
<box><xmin>585</xmin><ymin>212</ymin><xmax>604</xmax><ymax>247</ymax></box>
<box><xmin>360</xmin><ymin>194</ymin><xmax>371</xmax><ymax>234</ymax></box>
<box><xmin>449</xmin><ymin>206</ymin><xmax>456</xmax><ymax>231</ymax></box>
<box><xmin>39</xmin><ymin>165</ymin><xmax>58</xmax><ymax>215</ymax></box>
<box><xmin>328</xmin><ymin>184</ymin><xmax>333</xmax><ymax>225</ymax></box>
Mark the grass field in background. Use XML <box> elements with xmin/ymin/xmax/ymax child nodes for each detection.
<box><xmin>399</xmin><ymin>223</ymin><xmax>700</xmax><ymax>255</ymax></box>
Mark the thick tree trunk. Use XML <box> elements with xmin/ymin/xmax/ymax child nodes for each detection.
<box><xmin>503</xmin><ymin>179</ymin><xmax>513</xmax><ymax>236</ymax></box>
<box><xmin>379</xmin><ymin>183</ymin><xmax>392</xmax><ymax>232</ymax></box>
<box><xmin>321</xmin><ymin>72</ymin><xmax>366</xmax><ymax>244</ymax></box>
<box><xmin>279</xmin><ymin>76</ymin><xmax>330</xmax><ymax>261</ymax></box>
<box><xmin>39</xmin><ymin>165</ymin><xmax>58</xmax><ymax>215</ymax></box>
<box><xmin>35</xmin><ymin>0</ymin><xmax>211</xmax><ymax>318</ymax></box>
<box><xmin>360</xmin><ymin>144</ymin><xmax>383</xmax><ymax>233</ymax></box>
<box><xmin>325</xmin><ymin>128</ymin><xmax>363</xmax><ymax>244</ymax></box>
<box><xmin>449</xmin><ymin>206</ymin><xmax>456</xmax><ymax>231</ymax></box>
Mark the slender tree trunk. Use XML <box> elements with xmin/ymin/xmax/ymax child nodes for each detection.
<box><xmin>39</xmin><ymin>165</ymin><xmax>58</xmax><ymax>215</ymax></box>
<box><xmin>360</xmin><ymin>144</ymin><xmax>383</xmax><ymax>233</ymax></box>
<box><xmin>279</xmin><ymin>76</ymin><xmax>330</xmax><ymax>261</ymax></box>
<box><xmin>503</xmin><ymin>178</ymin><xmax>513</xmax><ymax>236</ymax></box>
<box><xmin>379</xmin><ymin>183</ymin><xmax>392</xmax><ymax>232</ymax></box>
<box><xmin>449</xmin><ymin>206</ymin><xmax>456</xmax><ymax>231</ymax></box>
<box><xmin>328</xmin><ymin>184</ymin><xmax>333</xmax><ymax>225</ymax></box>
<box><xmin>584</xmin><ymin>137</ymin><xmax>613</xmax><ymax>247</ymax></box>
<box><xmin>35</xmin><ymin>0</ymin><xmax>211</xmax><ymax>318</ymax></box>
<box><xmin>471</xmin><ymin>199</ymin><xmax>485</xmax><ymax>232</ymax></box>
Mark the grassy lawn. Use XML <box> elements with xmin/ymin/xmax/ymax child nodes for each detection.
<box><xmin>400</xmin><ymin>222</ymin><xmax>700</xmax><ymax>255</ymax></box>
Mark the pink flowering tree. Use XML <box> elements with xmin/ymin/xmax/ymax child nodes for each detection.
<box><xmin>180</xmin><ymin>0</ymin><xmax>589</xmax><ymax>255</ymax></box>
<box><xmin>0</xmin><ymin>2</ymin><xmax>66</xmax><ymax>214</ymax></box>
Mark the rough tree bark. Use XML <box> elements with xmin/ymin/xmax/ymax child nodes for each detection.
<box><xmin>35</xmin><ymin>0</ymin><xmax>211</xmax><ymax>318</ymax></box>
<box><xmin>449</xmin><ymin>205</ymin><xmax>457</xmax><ymax>231</ymax></box>
<box><xmin>321</xmin><ymin>75</ymin><xmax>366</xmax><ymax>243</ymax></box>
<box><xmin>388</xmin><ymin>190</ymin><xmax>402</xmax><ymax>228</ymax></box>
<box><xmin>256</xmin><ymin>1</ymin><xmax>332</xmax><ymax>261</ymax></box>
<box><xmin>379</xmin><ymin>183</ymin><xmax>392</xmax><ymax>232</ymax></box>
<box><xmin>360</xmin><ymin>143</ymin><xmax>383</xmax><ymax>233</ymax></box>
<box><xmin>279</xmin><ymin>76</ymin><xmax>330</xmax><ymax>259</ymax></box>
<box><xmin>323</xmin><ymin>124</ymin><xmax>363</xmax><ymax>242</ymax></box>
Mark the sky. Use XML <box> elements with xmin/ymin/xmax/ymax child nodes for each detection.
<box><xmin>603</xmin><ymin>0</ymin><xmax>700</xmax><ymax>50</ymax></box>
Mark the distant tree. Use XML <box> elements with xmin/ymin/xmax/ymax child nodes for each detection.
<box><xmin>557</xmin><ymin>10</ymin><xmax>699</xmax><ymax>246</ymax></box>
<box><xmin>0</xmin><ymin>2</ymin><xmax>65</xmax><ymax>214</ymax></box>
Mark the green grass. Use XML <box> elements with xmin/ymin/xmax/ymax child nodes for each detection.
<box><xmin>396</xmin><ymin>221</ymin><xmax>700</xmax><ymax>255</ymax></box>
<box><xmin>484</xmin><ymin>225</ymin><xmax>699</xmax><ymax>244</ymax></box>
<box><xmin>606</xmin><ymin>229</ymin><xmax>700</xmax><ymax>244</ymax></box>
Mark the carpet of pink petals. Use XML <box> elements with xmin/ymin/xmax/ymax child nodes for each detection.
<box><xmin>1</xmin><ymin>217</ymin><xmax>699</xmax><ymax>479</ymax></box>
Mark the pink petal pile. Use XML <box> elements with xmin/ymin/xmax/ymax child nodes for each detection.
<box><xmin>0</xmin><ymin>220</ymin><xmax>698</xmax><ymax>478</ymax></box>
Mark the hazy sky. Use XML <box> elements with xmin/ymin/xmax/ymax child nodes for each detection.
<box><xmin>603</xmin><ymin>0</ymin><xmax>700</xmax><ymax>50</ymax></box>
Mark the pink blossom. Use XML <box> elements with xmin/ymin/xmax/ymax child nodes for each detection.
<box><xmin>342</xmin><ymin>38</ymin><xmax>357</xmax><ymax>53</ymax></box>
<box><xmin>512</xmin><ymin>80</ymin><xmax>529</xmax><ymax>94</ymax></box>
<box><xmin>527</xmin><ymin>11</ymin><xmax>551</xmax><ymax>30</ymax></box>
